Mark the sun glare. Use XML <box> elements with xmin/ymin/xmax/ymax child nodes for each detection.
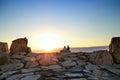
<box><xmin>35</xmin><ymin>33</ymin><xmax>61</xmax><ymax>52</ymax></box>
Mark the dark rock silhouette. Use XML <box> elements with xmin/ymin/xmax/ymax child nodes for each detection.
<box><xmin>10</xmin><ymin>37</ymin><xmax>31</xmax><ymax>55</ymax></box>
<box><xmin>109</xmin><ymin>37</ymin><xmax>120</xmax><ymax>63</ymax></box>
<box><xmin>0</xmin><ymin>42</ymin><xmax>8</xmax><ymax>53</ymax></box>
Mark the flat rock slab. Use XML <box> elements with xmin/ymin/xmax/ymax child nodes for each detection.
<box><xmin>100</xmin><ymin>64</ymin><xmax>120</xmax><ymax>69</ymax></box>
<box><xmin>1</xmin><ymin>63</ymin><xmax>24</xmax><ymax>72</ymax></box>
<box><xmin>21</xmin><ymin>68</ymin><xmax>41</xmax><ymax>73</ymax></box>
<box><xmin>6</xmin><ymin>73</ymin><xmax>34</xmax><ymax>80</ymax></box>
<box><xmin>61</xmin><ymin>60</ymin><xmax>77</xmax><ymax>67</ymax></box>
<box><xmin>100</xmin><ymin>64</ymin><xmax>120</xmax><ymax>76</ymax></box>
<box><xmin>20</xmin><ymin>75</ymin><xmax>41</xmax><ymax>80</ymax></box>
<box><xmin>68</xmin><ymin>66</ymin><xmax>82</xmax><ymax>72</ymax></box>
<box><xmin>68</xmin><ymin>78</ymin><xmax>87</xmax><ymax>80</ymax></box>
<box><xmin>65</xmin><ymin>73</ymin><xmax>83</xmax><ymax>78</ymax></box>
<box><xmin>0</xmin><ymin>71</ymin><xmax>19</xmax><ymax>79</ymax></box>
<box><xmin>41</xmin><ymin>65</ymin><xmax>62</xmax><ymax>70</ymax></box>
<box><xmin>106</xmin><ymin>68</ymin><xmax>120</xmax><ymax>76</ymax></box>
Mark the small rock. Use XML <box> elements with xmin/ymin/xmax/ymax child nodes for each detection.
<box><xmin>24</xmin><ymin>57</ymin><xmax>36</xmax><ymax>61</ymax></box>
<box><xmin>1</xmin><ymin>63</ymin><xmax>24</xmax><ymax>71</ymax></box>
<box><xmin>11</xmin><ymin>54</ymin><xmax>25</xmax><ymax>59</ymax></box>
<box><xmin>85</xmin><ymin>62</ymin><xmax>100</xmax><ymax>71</ymax></box>
<box><xmin>61</xmin><ymin>60</ymin><xmax>76</xmax><ymax>67</ymax></box>
<box><xmin>41</xmin><ymin>65</ymin><xmax>62</xmax><ymax>70</ymax></box>
<box><xmin>78</xmin><ymin>56</ymin><xmax>86</xmax><ymax>60</ymax></box>
<box><xmin>68</xmin><ymin>66</ymin><xmax>82</xmax><ymax>72</ymax></box>
<box><xmin>20</xmin><ymin>75</ymin><xmax>41</xmax><ymax>80</ymax></box>
<box><xmin>6</xmin><ymin>73</ymin><xmax>34</xmax><ymax>80</ymax></box>
<box><xmin>0</xmin><ymin>71</ymin><xmax>19</xmax><ymax>79</ymax></box>
<box><xmin>68</xmin><ymin>78</ymin><xmax>87</xmax><ymax>80</ymax></box>
<box><xmin>25</xmin><ymin>61</ymin><xmax>39</xmax><ymax>68</ymax></box>
<box><xmin>21</xmin><ymin>68</ymin><xmax>41</xmax><ymax>73</ymax></box>
<box><xmin>65</xmin><ymin>73</ymin><xmax>83</xmax><ymax>78</ymax></box>
<box><xmin>77</xmin><ymin>60</ymin><xmax>86</xmax><ymax>66</ymax></box>
<box><xmin>26</xmin><ymin>53</ymin><xmax>37</xmax><ymax>57</ymax></box>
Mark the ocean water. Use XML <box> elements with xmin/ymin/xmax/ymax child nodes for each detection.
<box><xmin>33</xmin><ymin>46</ymin><xmax>108</xmax><ymax>53</ymax></box>
<box><xmin>70</xmin><ymin>46</ymin><xmax>108</xmax><ymax>52</ymax></box>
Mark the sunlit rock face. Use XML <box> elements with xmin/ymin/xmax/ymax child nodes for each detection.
<box><xmin>39</xmin><ymin>53</ymin><xmax>58</xmax><ymax>66</ymax></box>
<box><xmin>94</xmin><ymin>50</ymin><xmax>114</xmax><ymax>65</ymax></box>
<box><xmin>109</xmin><ymin>37</ymin><xmax>120</xmax><ymax>63</ymax></box>
<box><xmin>10</xmin><ymin>37</ymin><xmax>31</xmax><ymax>55</ymax></box>
<box><xmin>89</xmin><ymin>50</ymin><xmax>113</xmax><ymax>65</ymax></box>
<box><xmin>0</xmin><ymin>42</ymin><xmax>8</xmax><ymax>53</ymax></box>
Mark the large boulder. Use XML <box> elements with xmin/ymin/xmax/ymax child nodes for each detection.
<box><xmin>94</xmin><ymin>50</ymin><xmax>114</xmax><ymax>65</ymax></box>
<box><xmin>0</xmin><ymin>52</ymin><xmax>9</xmax><ymax>65</ymax></box>
<box><xmin>0</xmin><ymin>42</ymin><xmax>8</xmax><ymax>52</ymax></box>
<box><xmin>109</xmin><ymin>37</ymin><xmax>120</xmax><ymax>63</ymax></box>
<box><xmin>89</xmin><ymin>50</ymin><xmax>114</xmax><ymax>65</ymax></box>
<box><xmin>10</xmin><ymin>37</ymin><xmax>31</xmax><ymax>55</ymax></box>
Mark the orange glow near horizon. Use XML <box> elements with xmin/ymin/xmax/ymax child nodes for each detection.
<box><xmin>33</xmin><ymin>32</ymin><xmax>62</xmax><ymax>52</ymax></box>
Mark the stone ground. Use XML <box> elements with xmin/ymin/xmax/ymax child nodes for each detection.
<box><xmin>0</xmin><ymin>52</ymin><xmax>120</xmax><ymax>80</ymax></box>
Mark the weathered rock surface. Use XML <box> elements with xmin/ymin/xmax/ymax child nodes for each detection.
<box><xmin>0</xmin><ymin>52</ymin><xmax>119</xmax><ymax>80</ymax></box>
<box><xmin>109</xmin><ymin>37</ymin><xmax>120</xmax><ymax>63</ymax></box>
<box><xmin>20</xmin><ymin>74</ymin><xmax>41</xmax><ymax>80</ymax></box>
<box><xmin>39</xmin><ymin>53</ymin><xmax>58</xmax><ymax>66</ymax></box>
<box><xmin>89</xmin><ymin>50</ymin><xmax>114</xmax><ymax>65</ymax></box>
<box><xmin>61</xmin><ymin>60</ymin><xmax>77</xmax><ymax>67</ymax></box>
<box><xmin>0</xmin><ymin>42</ymin><xmax>8</xmax><ymax>52</ymax></box>
<box><xmin>94</xmin><ymin>50</ymin><xmax>114</xmax><ymax>65</ymax></box>
<box><xmin>10</xmin><ymin>37</ymin><xmax>31</xmax><ymax>55</ymax></box>
<box><xmin>1</xmin><ymin>63</ymin><xmax>24</xmax><ymax>72</ymax></box>
<box><xmin>0</xmin><ymin>52</ymin><xmax>9</xmax><ymax>65</ymax></box>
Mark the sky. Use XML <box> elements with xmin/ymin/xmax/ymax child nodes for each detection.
<box><xmin>0</xmin><ymin>0</ymin><xmax>120</xmax><ymax>50</ymax></box>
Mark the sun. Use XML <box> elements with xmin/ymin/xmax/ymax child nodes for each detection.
<box><xmin>36</xmin><ymin>33</ymin><xmax>61</xmax><ymax>51</ymax></box>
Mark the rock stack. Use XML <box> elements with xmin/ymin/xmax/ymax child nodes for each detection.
<box><xmin>0</xmin><ymin>42</ymin><xmax>8</xmax><ymax>53</ymax></box>
<box><xmin>109</xmin><ymin>37</ymin><xmax>120</xmax><ymax>63</ymax></box>
<box><xmin>10</xmin><ymin>37</ymin><xmax>31</xmax><ymax>55</ymax></box>
<box><xmin>0</xmin><ymin>42</ymin><xmax>9</xmax><ymax>65</ymax></box>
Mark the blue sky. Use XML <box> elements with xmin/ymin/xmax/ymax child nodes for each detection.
<box><xmin>0</xmin><ymin>0</ymin><xmax>120</xmax><ymax>49</ymax></box>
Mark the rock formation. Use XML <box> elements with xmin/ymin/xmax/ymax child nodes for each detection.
<box><xmin>89</xmin><ymin>50</ymin><xmax>114</xmax><ymax>65</ymax></box>
<box><xmin>0</xmin><ymin>42</ymin><xmax>8</xmax><ymax>52</ymax></box>
<box><xmin>94</xmin><ymin>50</ymin><xmax>113</xmax><ymax>65</ymax></box>
<box><xmin>0</xmin><ymin>52</ymin><xmax>9</xmax><ymax>65</ymax></box>
<box><xmin>109</xmin><ymin>37</ymin><xmax>120</xmax><ymax>63</ymax></box>
<box><xmin>10</xmin><ymin>37</ymin><xmax>31</xmax><ymax>55</ymax></box>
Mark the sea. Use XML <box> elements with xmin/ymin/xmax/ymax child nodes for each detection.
<box><xmin>33</xmin><ymin>46</ymin><xmax>109</xmax><ymax>53</ymax></box>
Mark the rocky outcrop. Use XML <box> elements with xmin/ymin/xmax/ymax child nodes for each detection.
<box><xmin>0</xmin><ymin>52</ymin><xmax>119</xmax><ymax>80</ymax></box>
<box><xmin>109</xmin><ymin>37</ymin><xmax>120</xmax><ymax>63</ymax></box>
<box><xmin>0</xmin><ymin>52</ymin><xmax>9</xmax><ymax>65</ymax></box>
<box><xmin>10</xmin><ymin>37</ymin><xmax>31</xmax><ymax>55</ymax></box>
<box><xmin>94</xmin><ymin>50</ymin><xmax>113</xmax><ymax>65</ymax></box>
<box><xmin>0</xmin><ymin>37</ymin><xmax>120</xmax><ymax>80</ymax></box>
<box><xmin>0</xmin><ymin>42</ymin><xmax>8</xmax><ymax>52</ymax></box>
<box><xmin>89</xmin><ymin>50</ymin><xmax>114</xmax><ymax>65</ymax></box>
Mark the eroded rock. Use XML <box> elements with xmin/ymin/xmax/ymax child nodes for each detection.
<box><xmin>0</xmin><ymin>52</ymin><xmax>9</xmax><ymax>65</ymax></box>
<box><xmin>109</xmin><ymin>37</ymin><xmax>120</xmax><ymax>63</ymax></box>
<box><xmin>1</xmin><ymin>63</ymin><xmax>24</xmax><ymax>72</ymax></box>
<box><xmin>0</xmin><ymin>42</ymin><xmax>8</xmax><ymax>52</ymax></box>
<box><xmin>10</xmin><ymin>37</ymin><xmax>31</xmax><ymax>55</ymax></box>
